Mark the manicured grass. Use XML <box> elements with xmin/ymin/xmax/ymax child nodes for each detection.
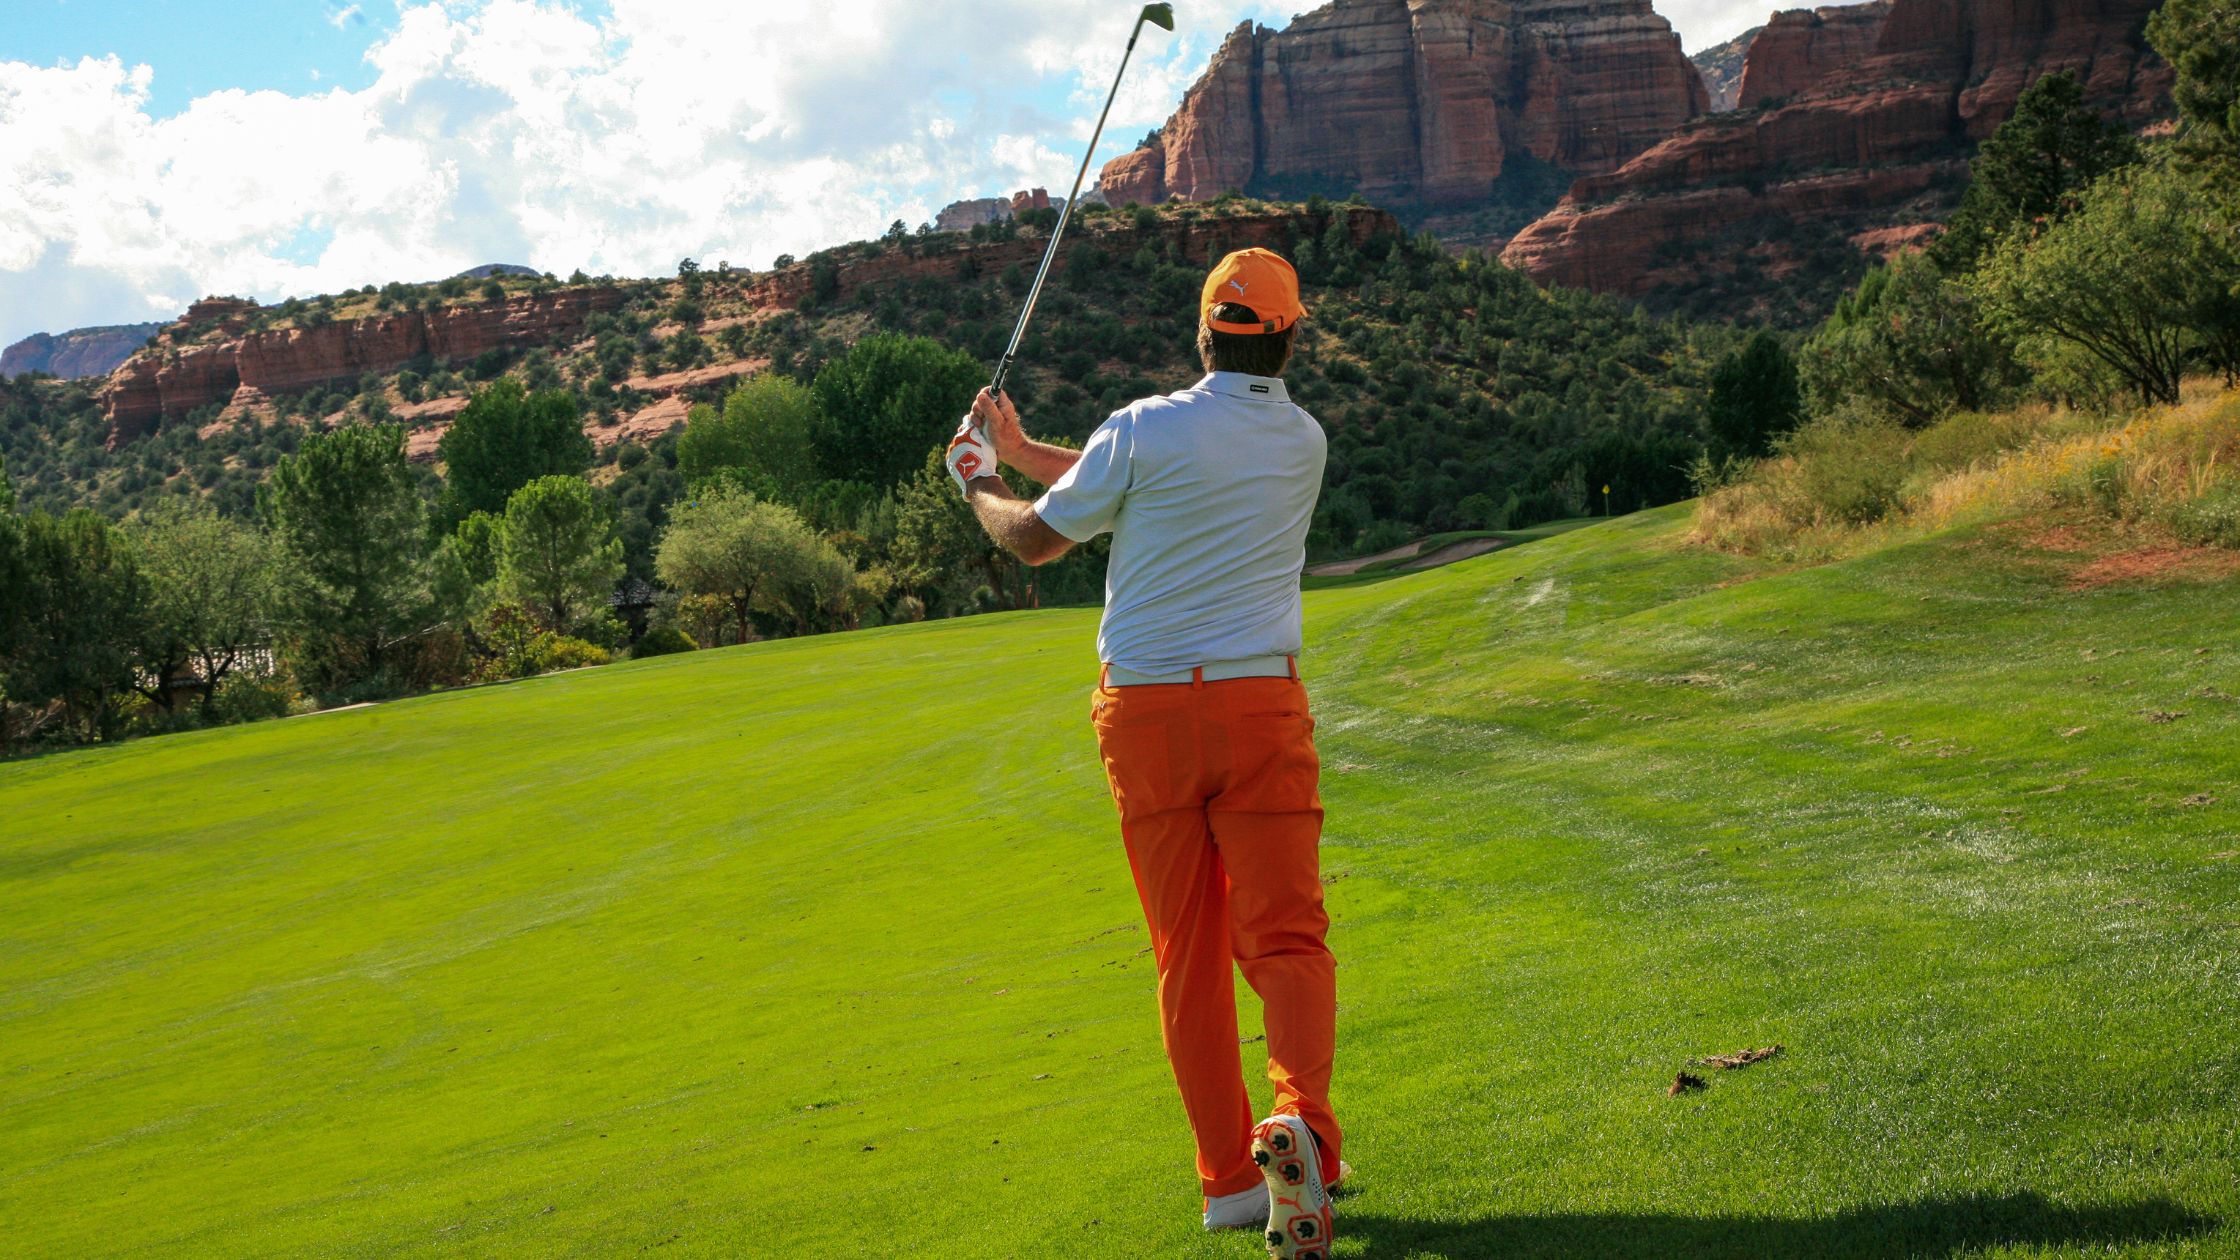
<box><xmin>3</xmin><ymin>504</ymin><xmax>2236</xmax><ymax>1257</ymax></box>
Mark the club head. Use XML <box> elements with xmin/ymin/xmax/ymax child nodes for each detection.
<box><xmin>1140</xmin><ymin>3</ymin><xmax>1175</xmax><ymax>31</ymax></box>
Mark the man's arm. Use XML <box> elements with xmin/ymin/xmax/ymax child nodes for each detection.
<box><xmin>964</xmin><ymin>477</ymin><xmax>1075</xmax><ymax>567</ymax></box>
<box><xmin>972</xmin><ymin>389</ymin><xmax>1081</xmax><ymax>487</ymax></box>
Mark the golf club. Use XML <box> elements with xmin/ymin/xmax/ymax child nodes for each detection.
<box><xmin>988</xmin><ymin>2</ymin><xmax>1175</xmax><ymax>397</ymax></box>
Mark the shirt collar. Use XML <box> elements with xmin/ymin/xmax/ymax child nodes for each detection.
<box><xmin>1194</xmin><ymin>372</ymin><xmax>1290</xmax><ymax>403</ymax></box>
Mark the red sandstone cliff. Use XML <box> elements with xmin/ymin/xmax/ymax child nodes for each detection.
<box><xmin>1098</xmin><ymin>0</ymin><xmax>1706</xmax><ymax>210</ymax></box>
<box><xmin>1736</xmin><ymin>2</ymin><xmax>1889</xmax><ymax>109</ymax></box>
<box><xmin>1501</xmin><ymin>0</ymin><xmax>2170</xmax><ymax>304</ymax></box>
<box><xmin>101</xmin><ymin>206</ymin><xmax>1398</xmax><ymax>449</ymax></box>
<box><xmin>99</xmin><ymin>288</ymin><xmax>626</xmax><ymax>446</ymax></box>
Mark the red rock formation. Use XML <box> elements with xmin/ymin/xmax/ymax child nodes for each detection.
<box><xmin>100</xmin><ymin>287</ymin><xmax>625</xmax><ymax>446</ymax></box>
<box><xmin>1</xmin><ymin>323</ymin><xmax>167</xmax><ymax>380</ymax></box>
<box><xmin>1501</xmin><ymin>0</ymin><xmax>2171</xmax><ymax>303</ymax></box>
<box><xmin>103</xmin><ymin>207</ymin><xmax>1397</xmax><ymax>450</ymax></box>
<box><xmin>1010</xmin><ymin>188</ymin><xmax>1054</xmax><ymax>214</ymax></box>
<box><xmin>1736</xmin><ymin>2</ymin><xmax>1889</xmax><ymax>109</ymax></box>
<box><xmin>1098</xmin><ymin>0</ymin><xmax>1706</xmax><ymax>210</ymax></box>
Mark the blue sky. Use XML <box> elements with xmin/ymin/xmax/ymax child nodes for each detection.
<box><xmin>3</xmin><ymin>0</ymin><xmax>398</xmax><ymax>115</ymax></box>
<box><xmin>0</xmin><ymin>0</ymin><xmax>1764</xmax><ymax>348</ymax></box>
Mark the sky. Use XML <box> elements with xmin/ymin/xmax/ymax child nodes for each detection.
<box><xmin>0</xmin><ymin>0</ymin><xmax>1776</xmax><ymax>349</ymax></box>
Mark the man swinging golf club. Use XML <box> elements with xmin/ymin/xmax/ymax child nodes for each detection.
<box><xmin>945</xmin><ymin>248</ymin><xmax>1344</xmax><ymax>1258</ymax></box>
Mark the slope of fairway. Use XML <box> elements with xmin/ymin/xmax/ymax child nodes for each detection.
<box><xmin>4</xmin><ymin>506</ymin><xmax>2236</xmax><ymax>1258</ymax></box>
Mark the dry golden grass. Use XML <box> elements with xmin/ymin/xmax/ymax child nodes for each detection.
<box><xmin>1692</xmin><ymin>381</ymin><xmax>2240</xmax><ymax>560</ymax></box>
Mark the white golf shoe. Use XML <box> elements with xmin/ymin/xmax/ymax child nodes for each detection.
<box><xmin>1203</xmin><ymin>1182</ymin><xmax>1269</xmax><ymax>1231</ymax></box>
<box><xmin>1251</xmin><ymin>1114</ymin><xmax>1334</xmax><ymax>1260</ymax></box>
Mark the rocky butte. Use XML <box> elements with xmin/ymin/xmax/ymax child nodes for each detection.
<box><xmin>1501</xmin><ymin>0</ymin><xmax>2172</xmax><ymax>305</ymax></box>
<box><xmin>2</xmin><ymin>323</ymin><xmax>166</xmax><ymax>380</ymax></box>
<box><xmin>1098</xmin><ymin>0</ymin><xmax>1706</xmax><ymax>212</ymax></box>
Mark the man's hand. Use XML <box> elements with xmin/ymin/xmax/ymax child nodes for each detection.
<box><xmin>971</xmin><ymin>387</ymin><xmax>1085</xmax><ymax>487</ymax></box>
<box><xmin>945</xmin><ymin>418</ymin><xmax>997</xmax><ymax>497</ymax></box>
<box><xmin>972</xmin><ymin>388</ymin><xmax>1028</xmax><ymax>464</ymax></box>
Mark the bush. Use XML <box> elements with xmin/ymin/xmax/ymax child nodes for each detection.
<box><xmin>1779</xmin><ymin>413</ymin><xmax>1913</xmax><ymax>525</ymax></box>
<box><xmin>208</xmin><ymin>670</ymin><xmax>303</xmax><ymax>724</ymax></box>
<box><xmin>2167</xmin><ymin>486</ymin><xmax>2240</xmax><ymax>547</ymax></box>
<box><xmin>630</xmin><ymin>626</ymin><xmax>698</xmax><ymax>657</ymax></box>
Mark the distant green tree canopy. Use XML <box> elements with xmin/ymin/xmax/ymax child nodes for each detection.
<box><xmin>1930</xmin><ymin>71</ymin><xmax>2141</xmax><ymax>273</ymax></box>
<box><xmin>1975</xmin><ymin>158</ymin><xmax>2240</xmax><ymax>405</ymax></box>
<box><xmin>126</xmin><ymin>500</ymin><xmax>276</xmax><ymax>716</ymax></box>
<box><xmin>808</xmin><ymin>334</ymin><xmax>983</xmax><ymax>490</ymax></box>
<box><xmin>2150</xmin><ymin>0</ymin><xmax>2240</xmax><ymax>163</ymax></box>
<box><xmin>678</xmin><ymin>374</ymin><xmax>820</xmax><ymax>502</ymax></box>
<box><xmin>495</xmin><ymin>475</ymin><xmax>624</xmax><ymax>633</ymax></box>
<box><xmin>1803</xmin><ymin>250</ymin><xmax>2023</xmax><ymax>425</ymax></box>
<box><xmin>259</xmin><ymin>423</ymin><xmax>428</xmax><ymax>694</ymax></box>
<box><xmin>1706</xmin><ymin>332</ymin><xmax>1803</xmax><ymax>459</ymax></box>
<box><xmin>435</xmin><ymin>379</ymin><xmax>591</xmax><ymax>529</ymax></box>
<box><xmin>8</xmin><ymin>509</ymin><xmax>145</xmax><ymax>741</ymax></box>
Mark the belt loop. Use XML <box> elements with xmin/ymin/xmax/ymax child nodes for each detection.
<box><xmin>1191</xmin><ymin>666</ymin><xmax>1205</xmax><ymax>690</ymax></box>
<box><xmin>1287</xmin><ymin>655</ymin><xmax>1299</xmax><ymax>682</ymax></box>
<box><xmin>1100</xmin><ymin>662</ymin><xmax>1110</xmax><ymax>689</ymax></box>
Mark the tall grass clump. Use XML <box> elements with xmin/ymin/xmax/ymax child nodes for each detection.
<box><xmin>1693</xmin><ymin>384</ymin><xmax>2240</xmax><ymax>558</ymax></box>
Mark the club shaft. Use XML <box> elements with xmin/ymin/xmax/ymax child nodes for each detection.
<box><xmin>991</xmin><ymin>20</ymin><xmax>1147</xmax><ymax>395</ymax></box>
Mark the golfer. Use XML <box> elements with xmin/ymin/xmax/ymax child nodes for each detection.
<box><xmin>945</xmin><ymin>248</ymin><xmax>1343</xmax><ymax>1258</ymax></box>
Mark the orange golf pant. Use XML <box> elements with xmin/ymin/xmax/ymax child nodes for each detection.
<box><xmin>1090</xmin><ymin>670</ymin><xmax>1340</xmax><ymax>1199</ymax></box>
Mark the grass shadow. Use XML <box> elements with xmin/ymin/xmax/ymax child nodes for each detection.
<box><xmin>1339</xmin><ymin>1191</ymin><xmax>2216</xmax><ymax>1258</ymax></box>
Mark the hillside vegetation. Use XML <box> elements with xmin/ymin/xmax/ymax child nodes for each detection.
<box><xmin>4</xmin><ymin>471</ymin><xmax>2236</xmax><ymax>1255</ymax></box>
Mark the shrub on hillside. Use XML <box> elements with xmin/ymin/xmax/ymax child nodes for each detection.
<box><xmin>208</xmin><ymin>669</ymin><xmax>304</xmax><ymax>724</ymax></box>
<box><xmin>630</xmin><ymin>626</ymin><xmax>697</xmax><ymax>658</ymax></box>
<box><xmin>2168</xmin><ymin>486</ymin><xmax>2240</xmax><ymax>547</ymax></box>
<box><xmin>1697</xmin><ymin>387</ymin><xmax>2240</xmax><ymax>556</ymax></box>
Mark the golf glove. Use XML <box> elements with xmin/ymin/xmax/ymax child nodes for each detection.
<box><xmin>945</xmin><ymin>417</ymin><xmax>996</xmax><ymax>497</ymax></box>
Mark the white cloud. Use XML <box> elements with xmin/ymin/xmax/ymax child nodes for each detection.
<box><xmin>0</xmin><ymin>0</ymin><xmax>1753</xmax><ymax>347</ymax></box>
<box><xmin>0</xmin><ymin>0</ymin><xmax>1288</xmax><ymax>346</ymax></box>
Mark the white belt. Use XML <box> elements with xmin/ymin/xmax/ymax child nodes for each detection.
<box><xmin>1101</xmin><ymin>655</ymin><xmax>1297</xmax><ymax>687</ymax></box>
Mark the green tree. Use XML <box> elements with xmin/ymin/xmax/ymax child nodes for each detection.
<box><xmin>1704</xmin><ymin>331</ymin><xmax>1802</xmax><ymax>459</ymax></box>
<box><xmin>678</xmin><ymin>375</ymin><xmax>820</xmax><ymax>501</ymax></box>
<box><xmin>1801</xmin><ymin>250</ymin><xmax>2022</xmax><ymax>424</ymax></box>
<box><xmin>127</xmin><ymin>500</ymin><xmax>276</xmax><ymax>716</ymax></box>
<box><xmin>1930</xmin><ymin>71</ymin><xmax>2141</xmax><ymax>273</ymax></box>
<box><xmin>0</xmin><ymin>479</ymin><xmax>24</xmax><ymax>751</ymax></box>
<box><xmin>495</xmin><ymin>475</ymin><xmax>624</xmax><ymax>632</ymax></box>
<box><xmin>430</xmin><ymin>510</ymin><xmax>502</xmax><ymax>626</ymax></box>
<box><xmin>2149</xmin><ymin>0</ymin><xmax>2240</xmax><ymax>163</ymax></box>
<box><xmin>9</xmin><ymin>510</ymin><xmax>146</xmax><ymax>740</ymax></box>
<box><xmin>808</xmin><ymin>333</ymin><xmax>983</xmax><ymax>489</ymax></box>
<box><xmin>259</xmin><ymin>423</ymin><xmax>429</xmax><ymax>693</ymax></box>
<box><xmin>435</xmin><ymin>378</ymin><xmax>591</xmax><ymax>528</ymax></box>
<box><xmin>653</xmin><ymin>486</ymin><xmax>822</xmax><ymax>644</ymax></box>
<box><xmin>890</xmin><ymin>449</ymin><xmax>1024</xmax><ymax>613</ymax></box>
<box><xmin>1973</xmin><ymin>162</ymin><xmax>2233</xmax><ymax>406</ymax></box>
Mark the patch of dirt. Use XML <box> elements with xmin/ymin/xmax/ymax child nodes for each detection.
<box><xmin>1399</xmin><ymin>537</ymin><xmax>1506</xmax><ymax>571</ymax></box>
<box><xmin>1668</xmin><ymin>1071</ymin><xmax>1707</xmax><ymax>1096</ymax></box>
<box><xmin>2067</xmin><ymin>546</ymin><xmax>2240</xmax><ymax>591</ymax></box>
<box><xmin>1305</xmin><ymin>539</ymin><xmax>1427</xmax><ymax>577</ymax></box>
<box><xmin>2026</xmin><ymin>524</ymin><xmax>2100</xmax><ymax>554</ymax></box>
<box><xmin>1694</xmin><ymin>1044</ymin><xmax>1784</xmax><ymax>1071</ymax></box>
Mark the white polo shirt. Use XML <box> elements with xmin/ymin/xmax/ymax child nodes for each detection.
<box><xmin>1033</xmin><ymin>372</ymin><xmax>1327</xmax><ymax>675</ymax></box>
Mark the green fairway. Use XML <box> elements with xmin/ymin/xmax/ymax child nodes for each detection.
<box><xmin>3</xmin><ymin>505</ymin><xmax>2235</xmax><ymax>1257</ymax></box>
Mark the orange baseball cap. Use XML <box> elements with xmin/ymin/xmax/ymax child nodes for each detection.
<box><xmin>1201</xmin><ymin>248</ymin><xmax>1307</xmax><ymax>335</ymax></box>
